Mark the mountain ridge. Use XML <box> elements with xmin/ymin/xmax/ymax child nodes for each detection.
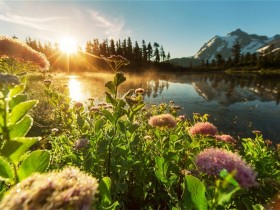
<box><xmin>171</xmin><ymin>29</ymin><xmax>280</xmax><ymax>67</ymax></box>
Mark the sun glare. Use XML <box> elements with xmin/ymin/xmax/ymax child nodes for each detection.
<box><xmin>59</xmin><ymin>36</ymin><xmax>77</xmax><ymax>54</ymax></box>
<box><xmin>68</xmin><ymin>76</ymin><xmax>82</xmax><ymax>101</ymax></box>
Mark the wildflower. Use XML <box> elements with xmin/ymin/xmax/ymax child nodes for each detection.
<box><xmin>148</xmin><ymin>113</ymin><xmax>177</xmax><ymax>129</ymax></box>
<box><xmin>74</xmin><ymin>138</ymin><xmax>90</xmax><ymax>150</ymax></box>
<box><xmin>265</xmin><ymin>139</ymin><xmax>273</xmax><ymax>146</ymax></box>
<box><xmin>102</xmin><ymin>55</ymin><xmax>129</xmax><ymax>72</ymax></box>
<box><xmin>51</xmin><ymin>128</ymin><xmax>59</xmax><ymax>133</ymax></box>
<box><xmin>88</xmin><ymin>97</ymin><xmax>95</xmax><ymax>101</ymax></box>
<box><xmin>0</xmin><ymin>73</ymin><xmax>20</xmax><ymax>89</ymax></box>
<box><xmin>171</xmin><ymin>105</ymin><xmax>182</xmax><ymax>111</ymax></box>
<box><xmin>0</xmin><ymin>167</ymin><xmax>98</xmax><ymax>210</ymax></box>
<box><xmin>43</xmin><ymin>79</ymin><xmax>52</xmax><ymax>88</ymax></box>
<box><xmin>180</xmin><ymin>169</ymin><xmax>192</xmax><ymax>176</ymax></box>
<box><xmin>252</xmin><ymin>130</ymin><xmax>262</xmax><ymax>135</ymax></box>
<box><xmin>89</xmin><ymin>106</ymin><xmax>100</xmax><ymax>112</ymax></box>
<box><xmin>104</xmin><ymin>104</ymin><xmax>113</xmax><ymax>109</ymax></box>
<box><xmin>177</xmin><ymin>115</ymin><xmax>186</xmax><ymax>121</ymax></box>
<box><xmin>189</xmin><ymin>122</ymin><xmax>218</xmax><ymax>136</ymax></box>
<box><xmin>215</xmin><ymin>134</ymin><xmax>236</xmax><ymax>144</ymax></box>
<box><xmin>135</xmin><ymin>88</ymin><xmax>145</xmax><ymax>95</ymax></box>
<box><xmin>196</xmin><ymin>148</ymin><xmax>257</xmax><ymax>188</ymax></box>
<box><xmin>74</xmin><ymin>101</ymin><xmax>83</xmax><ymax>109</ymax></box>
<box><xmin>0</xmin><ymin>36</ymin><xmax>50</xmax><ymax>71</ymax></box>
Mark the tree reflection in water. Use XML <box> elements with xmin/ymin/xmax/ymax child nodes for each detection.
<box><xmin>42</xmin><ymin>71</ymin><xmax>280</xmax><ymax>142</ymax></box>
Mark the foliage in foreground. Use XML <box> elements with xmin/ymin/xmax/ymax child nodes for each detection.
<box><xmin>0</xmin><ymin>43</ymin><xmax>280</xmax><ymax>209</ymax></box>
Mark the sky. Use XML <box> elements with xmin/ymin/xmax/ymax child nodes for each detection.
<box><xmin>0</xmin><ymin>0</ymin><xmax>280</xmax><ymax>58</ymax></box>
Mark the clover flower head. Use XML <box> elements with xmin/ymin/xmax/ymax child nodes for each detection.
<box><xmin>0</xmin><ymin>36</ymin><xmax>50</xmax><ymax>70</ymax></box>
<box><xmin>195</xmin><ymin>148</ymin><xmax>257</xmax><ymax>188</ymax></box>
<box><xmin>148</xmin><ymin>113</ymin><xmax>177</xmax><ymax>128</ymax></box>
<box><xmin>89</xmin><ymin>106</ymin><xmax>100</xmax><ymax>112</ymax></box>
<box><xmin>189</xmin><ymin>122</ymin><xmax>218</xmax><ymax>136</ymax></box>
<box><xmin>74</xmin><ymin>101</ymin><xmax>83</xmax><ymax>109</ymax></box>
<box><xmin>215</xmin><ymin>134</ymin><xmax>236</xmax><ymax>143</ymax></box>
<box><xmin>74</xmin><ymin>138</ymin><xmax>90</xmax><ymax>150</ymax></box>
<box><xmin>0</xmin><ymin>73</ymin><xmax>20</xmax><ymax>89</ymax></box>
<box><xmin>0</xmin><ymin>167</ymin><xmax>98</xmax><ymax>210</ymax></box>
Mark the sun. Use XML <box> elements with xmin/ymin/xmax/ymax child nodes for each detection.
<box><xmin>59</xmin><ymin>36</ymin><xmax>77</xmax><ymax>54</ymax></box>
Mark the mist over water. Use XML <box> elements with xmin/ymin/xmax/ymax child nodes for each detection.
<box><xmin>51</xmin><ymin>71</ymin><xmax>280</xmax><ymax>142</ymax></box>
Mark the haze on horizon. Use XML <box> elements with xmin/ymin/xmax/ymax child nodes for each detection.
<box><xmin>0</xmin><ymin>0</ymin><xmax>279</xmax><ymax>58</ymax></box>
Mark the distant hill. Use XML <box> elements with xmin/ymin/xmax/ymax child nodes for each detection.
<box><xmin>171</xmin><ymin>29</ymin><xmax>280</xmax><ymax>67</ymax></box>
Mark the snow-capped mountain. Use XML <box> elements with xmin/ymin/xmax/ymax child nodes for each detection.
<box><xmin>171</xmin><ymin>29</ymin><xmax>280</xmax><ymax>67</ymax></box>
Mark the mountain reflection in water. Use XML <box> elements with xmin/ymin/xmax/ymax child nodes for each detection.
<box><xmin>54</xmin><ymin>72</ymin><xmax>280</xmax><ymax>142</ymax></box>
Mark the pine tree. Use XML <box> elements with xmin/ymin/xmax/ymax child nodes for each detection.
<box><xmin>232</xmin><ymin>40</ymin><xmax>241</xmax><ymax>65</ymax></box>
<box><xmin>147</xmin><ymin>42</ymin><xmax>153</xmax><ymax>62</ymax></box>
<box><xmin>142</xmin><ymin>40</ymin><xmax>147</xmax><ymax>62</ymax></box>
<box><xmin>153</xmin><ymin>42</ymin><xmax>160</xmax><ymax>62</ymax></box>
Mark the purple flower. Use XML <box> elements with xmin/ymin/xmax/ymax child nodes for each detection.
<box><xmin>215</xmin><ymin>134</ymin><xmax>236</xmax><ymax>143</ymax></box>
<box><xmin>148</xmin><ymin>113</ymin><xmax>177</xmax><ymax>129</ymax></box>
<box><xmin>189</xmin><ymin>122</ymin><xmax>218</xmax><ymax>136</ymax></box>
<box><xmin>196</xmin><ymin>148</ymin><xmax>257</xmax><ymax>188</ymax></box>
<box><xmin>74</xmin><ymin>138</ymin><xmax>89</xmax><ymax>150</ymax></box>
<box><xmin>0</xmin><ymin>167</ymin><xmax>98</xmax><ymax>210</ymax></box>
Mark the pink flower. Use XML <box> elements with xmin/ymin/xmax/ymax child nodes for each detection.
<box><xmin>148</xmin><ymin>113</ymin><xmax>177</xmax><ymax>128</ymax></box>
<box><xmin>215</xmin><ymin>134</ymin><xmax>236</xmax><ymax>143</ymax></box>
<box><xmin>0</xmin><ymin>36</ymin><xmax>50</xmax><ymax>70</ymax></box>
<box><xmin>196</xmin><ymin>148</ymin><xmax>257</xmax><ymax>188</ymax></box>
<box><xmin>189</xmin><ymin>122</ymin><xmax>218</xmax><ymax>136</ymax></box>
<box><xmin>0</xmin><ymin>167</ymin><xmax>98</xmax><ymax>209</ymax></box>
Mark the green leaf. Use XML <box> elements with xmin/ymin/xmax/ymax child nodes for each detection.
<box><xmin>105</xmin><ymin>92</ymin><xmax>117</xmax><ymax>106</ymax></box>
<box><xmin>99</xmin><ymin>177</ymin><xmax>112</xmax><ymax>207</ymax></box>
<box><xmin>8</xmin><ymin>83</ymin><xmax>25</xmax><ymax>98</ymax></box>
<box><xmin>219</xmin><ymin>169</ymin><xmax>239</xmax><ymax>187</ymax></box>
<box><xmin>0</xmin><ymin>156</ymin><xmax>14</xmax><ymax>181</ymax></box>
<box><xmin>9</xmin><ymin>115</ymin><xmax>32</xmax><ymax>139</ymax></box>
<box><xmin>114</xmin><ymin>72</ymin><xmax>126</xmax><ymax>87</ymax></box>
<box><xmin>183</xmin><ymin>175</ymin><xmax>207</xmax><ymax>210</ymax></box>
<box><xmin>95</xmin><ymin>118</ymin><xmax>104</xmax><ymax>133</ymax></box>
<box><xmin>9</xmin><ymin>94</ymin><xmax>28</xmax><ymax>109</ymax></box>
<box><xmin>0</xmin><ymin>137</ymin><xmax>40</xmax><ymax>164</ymax></box>
<box><xmin>154</xmin><ymin>156</ymin><xmax>169</xmax><ymax>183</ymax></box>
<box><xmin>18</xmin><ymin>150</ymin><xmax>50</xmax><ymax>181</ymax></box>
<box><xmin>105</xmin><ymin>81</ymin><xmax>116</xmax><ymax>95</ymax></box>
<box><xmin>101</xmin><ymin>109</ymin><xmax>115</xmax><ymax>124</ymax></box>
<box><xmin>9</xmin><ymin>100</ymin><xmax>38</xmax><ymax>125</ymax></box>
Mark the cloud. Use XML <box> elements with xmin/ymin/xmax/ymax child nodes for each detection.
<box><xmin>0</xmin><ymin>13</ymin><xmax>71</xmax><ymax>32</ymax></box>
<box><xmin>88</xmin><ymin>10</ymin><xmax>126</xmax><ymax>39</ymax></box>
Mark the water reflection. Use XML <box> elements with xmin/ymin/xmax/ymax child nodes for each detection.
<box><xmin>68</xmin><ymin>76</ymin><xmax>82</xmax><ymax>101</ymax></box>
<box><xmin>52</xmin><ymin>72</ymin><xmax>280</xmax><ymax>142</ymax></box>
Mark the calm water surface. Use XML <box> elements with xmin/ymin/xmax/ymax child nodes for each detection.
<box><xmin>52</xmin><ymin>71</ymin><xmax>280</xmax><ymax>142</ymax></box>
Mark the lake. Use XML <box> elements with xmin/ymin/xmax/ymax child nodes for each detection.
<box><xmin>51</xmin><ymin>71</ymin><xmax>280</xmax><ymax>142</ymax></box>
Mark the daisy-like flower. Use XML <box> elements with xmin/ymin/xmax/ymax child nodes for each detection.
<box><xmin>195</xmin><ymin>148</ymin><xmax>257</xmax><ymax>188</ymax></box>
<box><xmin>0</xmin><ymin>167</ymin><xmax>98</xmax><ymax>210</ymax></box>
<box><xmin>148</xmin><ymin>113</ymin><xmax>177</xmax><ymax>129</ymax></box>
<box><xmin>189</xmin><ymin>122</ymin><xmax>218</xmax><ymax>136</ymax></box>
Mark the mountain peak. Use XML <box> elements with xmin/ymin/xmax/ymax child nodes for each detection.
<box><xmin>227</xmin><ymin>28</ymin><xmax>248</xmax><ymax>36</ymax></box>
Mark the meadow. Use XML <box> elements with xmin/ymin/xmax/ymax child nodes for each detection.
<box><xmin>0</xmin><ymin>36</ymin><xmax>280</xmax><ymax>210</ymax></box>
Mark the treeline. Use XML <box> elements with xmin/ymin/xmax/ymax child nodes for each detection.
<box><xmin>25</xmin><ymin>37</ymin><xmax>173</xmax><ymax>72</ymax></box>
<box><xmin>201</xmin><ymin>40</ymin><xmax>280</xmax><ymax>70</ymax></box>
